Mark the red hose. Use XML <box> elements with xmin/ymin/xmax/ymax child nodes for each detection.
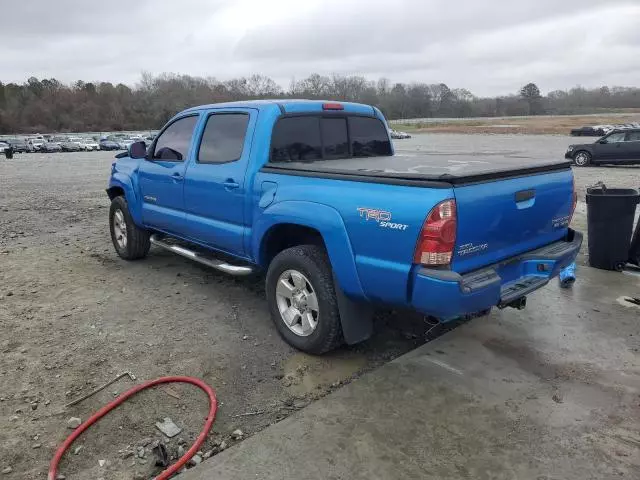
<box><xmin>49</xmin><ymin>376</ymin><xmax>218</xmax><ymax>480</ymax></box>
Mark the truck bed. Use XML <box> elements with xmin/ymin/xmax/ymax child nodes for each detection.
<box><xmin>262</xmin><ymin>154</ymin><xmax>572</xmax><ymax>186</ymax></box>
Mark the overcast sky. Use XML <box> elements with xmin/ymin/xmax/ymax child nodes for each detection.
<box><xmin>1</xmin><ymin>0</ymin><xmax>639</xmax><ymax>96</ymax></box>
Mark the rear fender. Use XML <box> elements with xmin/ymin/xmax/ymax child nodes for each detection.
<box><xmin>253</xmin><ymin>201</ymin><xmax>364</xmax><ymax>299</ymax></box>
<box><xmin>253</xmin><ymin>201</ymin><xmax>372</xmax><ymax>344</ymax></box>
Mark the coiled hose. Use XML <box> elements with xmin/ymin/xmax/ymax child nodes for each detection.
<box><xmin>48</xmin><ymin>376</ymin><xmax>218</xmax><ymax>480</ymax></box>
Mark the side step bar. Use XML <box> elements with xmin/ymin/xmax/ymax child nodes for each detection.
<box><xmin>150</xmin><ymin>235</ymin><xmax>254</xmax><ymax>276</ymax></box>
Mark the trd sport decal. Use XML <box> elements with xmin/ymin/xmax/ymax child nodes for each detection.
<box><xmin>357</xmin><ymin>207</ymin><xmax>409</xmax><ymax>231</ymax></box>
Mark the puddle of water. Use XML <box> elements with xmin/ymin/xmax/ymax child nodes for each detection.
<box><xmin>282</xmin><ymin>352</ymin><xmax>368</xmax><ymax>396</ymax></box>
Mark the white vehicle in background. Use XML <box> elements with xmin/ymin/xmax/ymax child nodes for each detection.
<box><xmin>27</xmin><ymin>136</ymin><xmax>46</xmax><ymax>151</ymax></box>
<box><xmin>80</xmin><ymin>138</ymin><xmax>100</xmax><ymax>151</ymax></box>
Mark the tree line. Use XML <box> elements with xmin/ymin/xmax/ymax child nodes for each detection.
<box><xmin>1</xmin><ymin>73</ymin><xmax>639</xmax><ymax>134</ymax></box>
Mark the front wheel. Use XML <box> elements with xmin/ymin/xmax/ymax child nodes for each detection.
<box><xmin>573</xmin><ymin>151</ymin><xmax>591</xmax><ymax>167</ymax></box>
<box><xmin>109</xmin><ymin>196</ymin><xmax>150</xmax><ymax>260</ymax></box>
<box><xmin>266</xmin><ymin>245</ymin><xmax>344</xmax><ymax>354</ymax></box>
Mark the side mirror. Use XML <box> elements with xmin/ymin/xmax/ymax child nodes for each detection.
<box><xmin>129</xmin><ymin>141</ymin><xmax>147</xmax><ymax>159</ymax></box>
<box><xmin>598</xmin><ymin>139</ymin><xmax>607</xmax><ymax>144</ymax></box>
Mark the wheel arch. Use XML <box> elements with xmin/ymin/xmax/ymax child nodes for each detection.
<box><xmin>253</xmin><ymin>201</ymin><xmax>365</xmax><ymax>300</ymax></box>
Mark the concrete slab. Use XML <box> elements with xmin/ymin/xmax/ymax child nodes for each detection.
<box><xmin>184</xmin><ymin>266</ymin><xmax>640</xmax><ymax>480</ymax></box>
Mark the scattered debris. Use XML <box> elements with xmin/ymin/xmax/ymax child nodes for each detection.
<box><xmin>32</xmin><ymin>443</ymin><xmax>42</xmax><ymax>449</ymax></box>
<box><xmin>2</xmin><ymin>467</ymin><xmax>12</xmax><ymax>474</ymax></box>
<box><xmin>152</xmin><ymin>442</ymin><xmax>169</xmax><ymax>467</ymax></box>
<box><xmin>219</xmin><ymin>441</ymin><xmax>227</xmax><ymax>451</ymax></box>
<box><xmin>55</xmin><ymin>474</ymin><xmax>66</xmax><ymax>480</ymax></box>
<box><xmin>73</xmin><ymin>446</ymin><xmax>83</xmax><ymax>455</ymax></box>
<box><xmin>98</xmin><ymin>459</ymin><xmax>106</xmax><ymax>467</ymax></box>
<box><xmin>162</xmin><ymin>387</ymin><xmax>181</xmax><ymax>400</ymax></box>
<box><xmin>177</xmin><ymin>445</ymin><xmax>185</xmax><ymax>457</ymax></box>
<box><xmin>66</xmin><ymin>417</ymin><xmax>82</xmax><ymax>429</ymax></box>
<box><xmin>552</xmin><ymin>394</ymin><xmax>564</xmax><ymax>404</ymax></box>
<box><xmin>65</xmin><ymin>371</ymin><xmax>136</xmax><ymax>408</ymax></box>
<box><xmin>156</xmin><ymin>417</ymin><xmax>182</xmax><ymax>438</ymax></box>
<box><xmin>188</xmin><ymin>454</ymin><xmax>202</xmax><ymax>467</ymax></box>
<box><xmin>232</xmin><ymin>410</ymin><xmax>265</xmax><ymax>418</ymax></box>
<box><xmin>136</xmin><ymin>446</ymin><xmax>145</xmax><ymax>458</ymax></box>
<box><xmin>203</xmin><ymin>450</ymin><xmax>214</xmax><ymax>459</ymax></box>
<box><xmin>231</xmin><ymin>429</ymin><xmax>244</xmax><ymax>440</ymax></box>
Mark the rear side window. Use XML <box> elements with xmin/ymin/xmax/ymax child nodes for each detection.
<box><xmin>271</xmin><ymin>117</ymin><xmax>322</xmax><ymax>162</ymax></box>
<box><xmin>349</xmin><ymin>117</ymin><xmax>392</xmax><ymax>157</ymax></box>
<box><xmin>626</xmin><ymin>131</ymin><xmax>640</xmax><ymax>142</ymax></box>
<box><xmin>198</xmin><ymin>113</ymin><xmax>249</xmax><ymax>164</ymax></box>
<box><xmin>153</xmin><ymin>115</ymin><xmax>198</xmax><ymax>161</ymax></box>
<box><xmin>270</xmin><ymin>115</ymin><xmax>390</xmax><ymax>162</ymax></box>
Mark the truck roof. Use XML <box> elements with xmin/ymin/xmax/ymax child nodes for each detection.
<box><xmin>180</xmin><ymin>99</ymin><xmax>376</xmax><ymax>116</ymax></box>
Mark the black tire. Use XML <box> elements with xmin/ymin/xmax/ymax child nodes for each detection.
<box><xmin>109</xmin><ymin>196</ymin><xmax>150</xmax><ymax>260</ymax></box>
<box><xmin>266</xmin><ymin>245</ymin><xmax>344</xmax><ymax>354</ymax></box>
<box><xmin>573</xmin><ymin>150</ymin><xmax>591</xmax><ymax>167</ymax></box>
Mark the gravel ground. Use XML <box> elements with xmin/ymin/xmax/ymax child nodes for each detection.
<box><xmin>0</xmin><ymin>151</ymin><xmax>439</xmax><ymax>479</ymax></box>
<box><xmin>1</xmin><ymin>136</ymin><xmax>638</xmax><ymax>478</ymax></box>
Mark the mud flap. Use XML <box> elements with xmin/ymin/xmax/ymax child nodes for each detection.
<box><xmin>333</xmin><ymin>273</ymin><xmax>373</xmax><ymax>345</ymax></box>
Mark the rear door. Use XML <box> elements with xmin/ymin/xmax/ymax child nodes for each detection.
<box><xmin>452</xmin><ymin>168</ymin><xmax>574</xmax><ymax>274</ymax></box>
<box><xmin>595</xmin><ymin>131</ymin><xmax>626</xmax><ymax>161</ymax></box>
<box><xmin>622</xmin><ymin>131</ymin><xmax>640</xmax><ymax>161</ymax></box>
<box><xmin>182</xmin><ymin>109</ymin><xmax>256</xmax><ymax>255</ymax></box>
<box><xmin>138</xmin><ymin>114</ymin><xmax>199</xmax><ymax>234</ymax></box>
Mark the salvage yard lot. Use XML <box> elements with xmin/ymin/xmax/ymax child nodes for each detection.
<box><xmin>0</xmin><ymin>133</ymin><xmax>638</xmax><ymax>478</ymax></box>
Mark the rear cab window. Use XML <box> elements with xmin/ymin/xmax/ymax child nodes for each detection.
<box><xmin>270</xmin><ymin>115</ymin><xmax>391</xmax><ymax>163</ymax></box>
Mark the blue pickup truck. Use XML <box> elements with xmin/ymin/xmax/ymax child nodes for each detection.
<box><xmin>107</xmin><ymin>100</ymin><xmax>581</xmax><ymax>353</ymax></box>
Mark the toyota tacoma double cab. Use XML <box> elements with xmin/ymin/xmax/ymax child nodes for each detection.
<box><xmin>107</xmin><ymin>100</ymin><xmax>582</xmax><ymax>354</ymax></box>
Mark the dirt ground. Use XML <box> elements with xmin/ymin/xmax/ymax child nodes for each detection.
<box><xmin>1</xmin><ymin>140</ymin><xmax>639</xmax><ymax>479</ymax></box>
<box><xmin>0</xmin><ymin>151</ymin><xmax>446</xmax><ymax>479</ymax></box>
<box><xmin>394</xmin><ymin>113</ymin><xmax>640</xmax><ymax>135</ymax></box>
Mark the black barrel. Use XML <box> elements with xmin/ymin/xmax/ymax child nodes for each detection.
<box><xmin>586</xmin><ymin>186</ymin><xmax>639</xmax><ymax>271</ymax></box>
<box><xmin>629</xmin><ymin>207</ymin><xmax>640</xmax><ymax>267</ymax></box>
<box><xmin>4</xmin><ymin>147</ymin><xmax>13</xmax><ymax>159</ymax></box>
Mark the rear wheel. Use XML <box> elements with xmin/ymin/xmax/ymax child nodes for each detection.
<box><xmin>109</xmin><ymin>196</ymin><xmax>150</xmax><ymax>260</ymax></box>
<box><xmin>573</xmin><ymin>151</ymin><xmax>591</xmax><ymax>167</ymax></box>
<box><xmin>266</xmin><ymin>245</ymin><xmax>343</xmax><ymax>354</ymax></box>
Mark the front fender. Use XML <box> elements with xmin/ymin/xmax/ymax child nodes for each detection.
<box><xmin>252</xmin><ymin>200</ymin><xmax>365</xmax><ymax>300</ymax></box>
<box><xmin>108</xmin><ymin>173</ymin><xmax>142</xmax><ymax>225</ymax></box>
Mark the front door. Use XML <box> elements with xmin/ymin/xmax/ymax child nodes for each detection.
<box><xmin>183</xmin><ymin>109</ymin><xmax>256</xmax><ymax>255</ymax></box>
<box><xmin>138</xmin><ymin>114</ymin><xmax>199</xmax><ymax>234</ymax></box>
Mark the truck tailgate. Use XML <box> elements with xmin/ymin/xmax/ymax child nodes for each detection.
<box><xmin>452</xmin><ymin>169</ymin><xmax>574</xmax><ymax>274</ymax></box>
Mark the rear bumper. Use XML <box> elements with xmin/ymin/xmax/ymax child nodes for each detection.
<box><xmin>410</xmin><ymin>229</ymin><xmax>583</xmax><ymax>320</ymax></box>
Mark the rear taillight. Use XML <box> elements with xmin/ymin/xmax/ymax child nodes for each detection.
<box><xmin>570</xmin><ymin>176</ymin><xmax>577</xmax><ymax>223</ymax></box>
<box><xmin>414</xmin><ymin>199</ymin><xmax>457</xmax><ymax>266</ymax></box>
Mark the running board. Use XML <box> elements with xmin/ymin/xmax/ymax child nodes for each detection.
<box><xmin>150</xmin><ymin>235</ymin><xmax>254</xmax><ymax>276</ymax></box>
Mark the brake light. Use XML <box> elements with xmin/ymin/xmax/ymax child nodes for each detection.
<box><xmin>569</xmin><ymin>176</ymin><xmax>578</xmax><ymax>223</ymax></box>
<box><xmin>322</xmin><ymin>102</ymin><xmax>344</xmax><ymax>111</ymax></box>
<box><xmin>414</xmin><ymin>199</ymin><xmax>457</xmax><ymax>266</ymax></box>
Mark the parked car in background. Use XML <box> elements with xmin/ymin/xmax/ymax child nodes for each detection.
<box><xmin>60</xmin><ymin>140</ymin><xmax>83</xmax><ymax>152</ymax></box>
<box><xmin>40</xmin><ymin>142</ymin><xmax>63</xmax><ymax>153</ymax></box>
<box><xmin>27</xmin><ymin>137</ymin><xmax>46</xmax><ymax>151</ymax></box>
<box><xmin>100</xmin><ymin>139</ymin><xmax>121</xmax><ymax>151</ymax></box>
<box><xmin>566</xmin><ymin>128</ymin><xmax>640</xmax><ymax>166</ymax></box>
<box><xmin>0</xmin><ymin>141</ymin><xmax>9</xmax><ymax>155</ymax></box>
<box><xmin>390</xmin><ymin>129</ymin><xmax>412</xmax><ymax>139</ymax></box>
<box><xmin>6</xmin><ymin>138</ymin><xmax>32</xmax><ymax>153</ymax></box>
<box><xmin>80</xmin><ymin>138</ymin><xmax>100</xmax><ymax>151</ymax></box>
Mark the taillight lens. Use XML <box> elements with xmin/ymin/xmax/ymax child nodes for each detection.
<box><xmin>414</xmin><ymin>199</ymin><xmax>457</xmax><ymax>266</ymax></box>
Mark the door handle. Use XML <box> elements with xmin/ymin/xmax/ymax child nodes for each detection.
<box><xmin>223</xmin><ymin>179</ymin><xmax>240</xmax><ymax>190</ymax></box>
<box><xmin>171</xmin><ymin>172</ymin><xmax>184</xmax><ymax>181</ymax></box>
